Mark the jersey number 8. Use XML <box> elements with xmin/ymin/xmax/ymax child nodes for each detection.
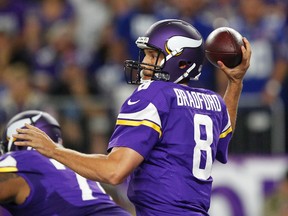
<box><xmin>193</xmin><ymin>114</ymin><xmax>213</xmax><ymax>180</ymax></box>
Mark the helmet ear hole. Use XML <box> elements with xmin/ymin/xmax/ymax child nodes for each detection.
<box><xmin>178</xmin><ymin>60</ymin><xmax>192</xmax><ymax>69</ymax></box>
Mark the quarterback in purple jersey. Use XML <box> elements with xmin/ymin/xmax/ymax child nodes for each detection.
<box><xmin>108</xmin><ymin>80</ymin><xmax>232</xmax><ymax>215</ymax></box>
<box><xmin>0</xmin><ymin>110</ymin><xmax>130</xmax><ymax>216</ymax></box>
<box><xmin>13</xmin><ymin>19</ymin><xmax>251</xmax><ymax>215</ymax></box>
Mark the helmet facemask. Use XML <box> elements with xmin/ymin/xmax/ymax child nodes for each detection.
<box><xmin>0</xmin><ymin>141</ymin><xmax>4</xmax><ymax>155</ymax></box>
<box><xmin>124</xmin><ymin>47</ymin><xmax>169</xmax><ymax>84</ymax></box>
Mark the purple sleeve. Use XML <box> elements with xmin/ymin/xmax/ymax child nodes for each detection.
<box><xmin>108</xmin><ymin>97</ymin><xmax>161</xmax><ymax>158</ymax></box>
<box><xmin>216</xmin><ymin>108</ymin><xmax>232</xmax><ymax>163</ymax></box>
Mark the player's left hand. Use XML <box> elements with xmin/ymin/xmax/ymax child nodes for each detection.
<box><xmin>13</xmin><ymin>123</ymin><xmax>58</xmax><ymax>158</ymax></box>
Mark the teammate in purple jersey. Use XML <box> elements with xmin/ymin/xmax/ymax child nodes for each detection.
<box><xmin>0</xmin><ymin>110</ymin><xmax>131</xmax><ymax>216</ymax></box>
<box><xmin>13</xmin><ymin>19</ymin><xmax>251</xmax><ymax>215</ymax></box>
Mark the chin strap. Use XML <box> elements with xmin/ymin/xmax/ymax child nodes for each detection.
<box><xmin>192</xmin><ymin>72</ymin><xmax>201</xmax><ymax>81</ymax></box>
<box><xmin>165</xmin><ymin>48</ymin><xmax>183</xmax><ymax>63</ymax></box>
<box><xmin>174</xmin><ymin>63</ymin><xmax>196</xmax><ymax>83</ymax></box>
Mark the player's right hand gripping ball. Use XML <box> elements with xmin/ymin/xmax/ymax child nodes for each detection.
<box><xmin>205</xmin><ymin>27</ymin><xmax>244</xmax><ymax>68</ymax></box>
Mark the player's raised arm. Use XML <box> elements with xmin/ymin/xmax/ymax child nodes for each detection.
<box><xmin>13</xmin><ymin>123</ymin><xmax>144</xmax><ymax>184</ymax></box>
<box><xmin>219</xmin><ymin>37</ymin><xmax>251</xmax><ymax>131</ymax></box>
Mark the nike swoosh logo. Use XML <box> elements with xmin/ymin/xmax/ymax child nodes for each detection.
<box><xmin>127</xmin><ymin>99</ymin><xmax>140</xmax><ymax>105</ymax></box>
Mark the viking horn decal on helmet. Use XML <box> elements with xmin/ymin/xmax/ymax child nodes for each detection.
<box><xmin>165</xmin><ymin>36</ymin><xmax>203</xmax><ymax>63</ymax></box>
<box><xmin>166</xmin><ymin>36</ymin><xmax>203</xmax><ymax>54</ymax></box>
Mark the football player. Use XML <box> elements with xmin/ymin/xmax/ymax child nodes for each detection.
<box><xmin>0</xmin><ymin>110</ymin><xmax>131</xmax><ymax>216</ymax></box>
<box><xmin>13</xmin><ymin>19</ymin><xmax>251</xmax><ymax>215</ymax></box>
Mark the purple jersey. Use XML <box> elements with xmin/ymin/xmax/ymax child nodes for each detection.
<box><xmin>0</xmin><ymin>151</ymin><xmax>130</xmax><ymax>216</ymax></box>
<box><xmin>108</xmin><ymin>81</ymin><xmax>232</xmax><ymax>215</ymax></box>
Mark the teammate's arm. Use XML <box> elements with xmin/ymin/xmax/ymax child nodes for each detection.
<box><xmin>13</xmin><ymin>124</ymin><xmax>144</xmax><ymax>184</ymax></box>
<box><xmin>0</xmin><ymin>173</ymin><xmax>30</xmax><ymax>204</ymax></box>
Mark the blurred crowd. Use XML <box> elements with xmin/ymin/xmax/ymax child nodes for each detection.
<box><xmin>0</xmin><ymin>0</ymin><xmax>287</xmax><ymax>155</ymax></box>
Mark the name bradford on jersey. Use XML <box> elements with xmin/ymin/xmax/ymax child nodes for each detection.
<box><xmin>173</xmin><ymin>88</ymin><xmax>221</xmax><ymax>111</ymax></box>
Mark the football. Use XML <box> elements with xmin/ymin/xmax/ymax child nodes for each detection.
<box><xmin>205</xmin><ymin>27</ymin><xmax>244</xmax><ymax>68</ymax></box>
